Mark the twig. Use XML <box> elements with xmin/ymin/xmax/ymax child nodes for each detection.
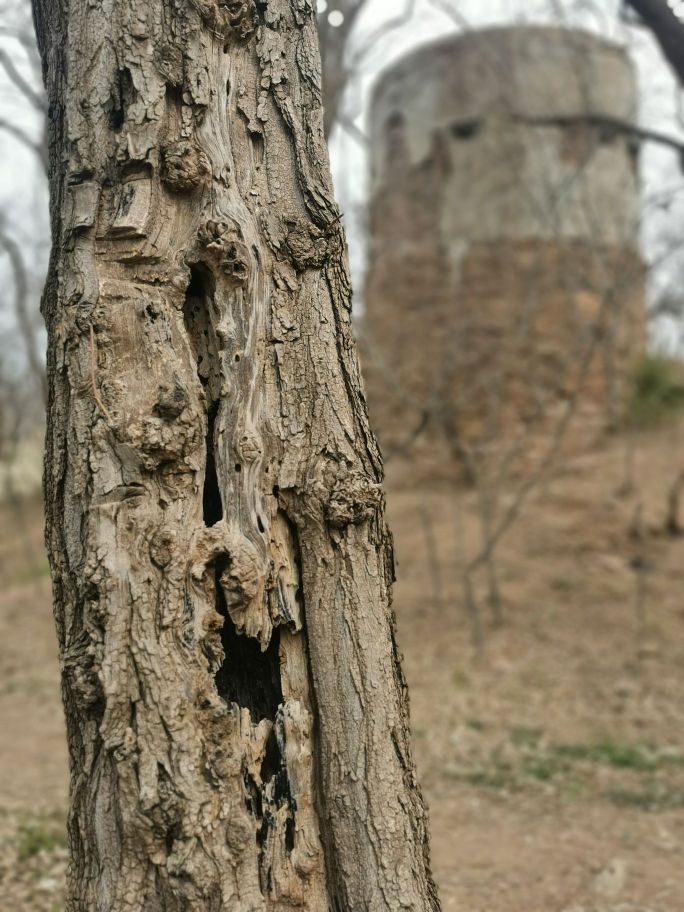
<box><xmin>665</xmin><ymin>468</ymin><xmax>684</xmax><ymax>535</ymax></box>
<box><xmin>420</xmin><ymin>505</ymin><xmax>444</xmax><ymax>613</ymax></box>
<box><xmin>0</xmin><ymin>225</ymin><xmax>47</xmax><ymax>402</ymax></box>
<box><xmin>0</xmin><ymin>46</ymin><xmax>46</xmax><ymax>112</ymax></box>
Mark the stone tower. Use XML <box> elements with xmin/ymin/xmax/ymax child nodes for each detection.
<box><xmin>363</xmin><ymin>27</ymin><xmax>645</xmax><ymax>469</ymax></box>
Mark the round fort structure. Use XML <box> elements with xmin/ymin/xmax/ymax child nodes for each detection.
<box><xmin>362</xmin><ymin>26</ymin><xmax>645</xmax><ymax>465</ymax></box>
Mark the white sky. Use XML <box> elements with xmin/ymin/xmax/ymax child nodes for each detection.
<box><xmin>1</xmin><ymin>0</ymin><xmax>684</xmax><ymax>367</ymax></box>
<box><xmin>0</xmin><ymin>0</ymin><xmax>48</xmax><ymax>378</ymax></box>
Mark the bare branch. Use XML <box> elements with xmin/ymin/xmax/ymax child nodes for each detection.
<box><xmin>319</xmin><ymin>0</ymin><xmax>370</xmax><ymax>138</ymax></box>
<box><xmin>0</xmin><ymin>24</ymin><xmax>43</xmax><ymax>70</ymax></box>
<box><xmin>348</xmin><ymin>0</ymin><xmax>417</xmax><ymax>69</ymax></box>
<box><xmin>0</xmin><ymin>46</ymin><xmax>46</xmax><ymax>112</ymax></box>
<box><xmin>336</xmin><ymin>110</ymin><xmax>369</xmax><ymax>146</ymax></box>
<box><xmin>425</xmin><ymin>0</ymin><xmax>473</xmax><ymax>31</ymax></box>
<box><xmin>0</xmin><ymin>118</ymin><xmax>46</xmax><ymax>168</ymax></box>
<box><xmin>0</xmin><ymin>224</ymin><xmax>47</xmax><ymax>402</ymax></box>
<box><xmin>626</xmin><ymin>0</ymin><xmax>684</xmax><ymax>86</ymax></box>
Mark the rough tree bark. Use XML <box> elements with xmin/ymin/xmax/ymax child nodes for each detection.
<box><xmin>32</xmin><ymin>0</ymin><xmax>439</xmax><ymax>909</ymax></box>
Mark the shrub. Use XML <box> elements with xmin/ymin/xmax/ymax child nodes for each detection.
<box><xmin>628</xmin><ymin>354</ymin><xmax>684</xmax><ymax>427</ymax></box>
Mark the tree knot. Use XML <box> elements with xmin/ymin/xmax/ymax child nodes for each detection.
<box><xmin>149</xmin><ymin>529</ymin><xmax>177</xmax><ymax>568</ymax></box>
<box><xmin>190</xmin><ymin>0</ymin><xmax>258</xmax><ymax>40</ymax></box>
<box><xmin>283</xmin><ymin>218</ymin><xmax>330</xmax><ymax>271</ymax></box>
<box><xmin>198</xmin><ymin>220</ymin><xmax>251</xmax><ymax>286</ymax></box>
<box><xmin>326</xmin><ymin>470</ymin><xmax>383</xmax><ymax>528</ymax></box>
<box><xmin>153</xmin><ymin>380</ymin><xmax>189</xmax><ymax>421</ymax></box>
<box><xmin>161</xmin><ymin>140</ymin><xmax>210</xmax><ymax>194</ymax></box>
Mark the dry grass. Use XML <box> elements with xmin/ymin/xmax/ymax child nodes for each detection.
<box><xmin>388</xmin><ymin>416</ymin><xmax>684</xmax><ymax>911</ymax></box>
<box><xmin>2</xmin><ymin>418</ymin><xmax>684</xmax><ymax>910</ymax></box>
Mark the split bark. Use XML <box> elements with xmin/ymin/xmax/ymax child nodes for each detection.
<box><xmin>32</xmin><ymin>0</ymin><xmax>439</xmax><ymax>909</ymax></box>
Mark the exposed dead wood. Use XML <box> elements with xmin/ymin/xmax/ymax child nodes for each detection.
<box><xmin>33</xmin><ymin>0</ymin><xmax>439</xmax><ymax>908</ymax></box>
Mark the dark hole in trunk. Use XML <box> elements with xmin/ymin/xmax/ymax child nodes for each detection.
<box><xmin>203</xmin><ymin>402</ymin><xmax>222</xmax><ymax>526</ymax></box>
<box><xmin>285</xmin><ymin>816</ymin><xmax>295</xmax><ymax>852</ymax></box>
<box><xmin>184</xmin><ymin>265</ymin><xmax>290</xmax><ymax>840</ymax></box>
<box><xmin>260</xmin><ymin>726</ymin><xmax>281</xmax><ymax>782</ymax></box>
<box><xmin>165</xmin><ymin>82</ymin><xmax>183</xmax><ymax>113</ymax></box>
<box><xmin>184</xmin><ymin>264</ymin><xmax>223</xmax><ymax>527</ymax></box>
<box><xmin>451</xmin><ymin>119</ymin><xmax>480</xmax><ymax>140</ymax></box>
<box><xmin>249</xmin><ymin>129</ymin><xmax>265</xmax><ymax>168</ymax></box>
<box><xmin>108</xmin><ymin>67</ymin><xmax>135</xmax><ymax>132</ymax></box>
<box><xmin>213</xmin><ymin>557</ymin><xmax>283</xmax><ymax>721</ymax></box>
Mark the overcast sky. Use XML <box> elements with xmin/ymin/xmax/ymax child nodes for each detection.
<box><xmin>1</xmin><ymin>0</ymin><xmax>684</xmax><ymax>365</ymax></box>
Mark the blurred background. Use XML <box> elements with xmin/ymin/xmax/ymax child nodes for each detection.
<box><xmin>2</xmin><ymin>0</ymin><xmax>684</xmax><ymax>909</ymax></box>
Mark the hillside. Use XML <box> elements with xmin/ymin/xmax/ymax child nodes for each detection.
<box><xmin>1</xmin><ymin>417</ymin><xmax>684</xmax><ymax>911</ymax></box>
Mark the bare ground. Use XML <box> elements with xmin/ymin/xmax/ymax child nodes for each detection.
<box><xmin>1</xmin><ymin>419</ymin><xmax>684</xmax><ymax>911</ymax></box>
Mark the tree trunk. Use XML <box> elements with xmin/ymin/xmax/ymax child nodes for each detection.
<box><xmin>32</xmin><ymin>1</ymin><xmax>439</xmax><ymax>909</ymax></box>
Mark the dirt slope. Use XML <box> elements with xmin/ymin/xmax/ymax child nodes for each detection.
<box><xmin>1</xmin><ymin>418</ymin><xmax>684</xmax><ymax>911</ymax></box>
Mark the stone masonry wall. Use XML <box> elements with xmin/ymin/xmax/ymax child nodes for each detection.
<box><xmin>362</xmin><ymin>27</ymin><xmax>645</xmax><ymax>475</ymax></box>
